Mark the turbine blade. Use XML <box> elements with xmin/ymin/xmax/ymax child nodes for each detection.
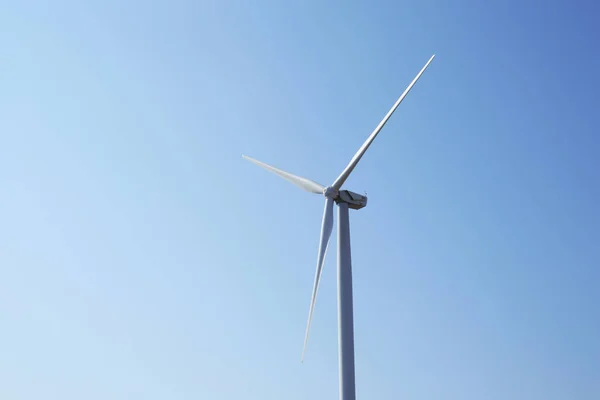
<box><xmin>242</xmin><ymin>155</ymin><xmax>325</xmax><ymax>194</ymax></box>
<box><xmin>331</xmin><ymin>54</ymin><xmax>435</xmax><ymax>190</ymax></box>
<box><xmin>302</xmin><ymin>197</ymin><xmax>334</xmax><ymax>362</ymax></box>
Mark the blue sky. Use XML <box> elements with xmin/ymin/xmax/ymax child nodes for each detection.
<box><xmin>1</xmin><ymin>1</ymin><xmax>598</xmax><ymax>399</ymax></box>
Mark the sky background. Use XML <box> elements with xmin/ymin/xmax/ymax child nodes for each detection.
<box><xmin>1</xmin><ymin>1</ymin><xmax>599</xmax><ymax>399</ymax></box>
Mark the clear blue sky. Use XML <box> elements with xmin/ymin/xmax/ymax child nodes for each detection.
<box><xmin>1</xmin><ymin>1</ymin><xmax>598</xmax><ymax>399</ymax></box>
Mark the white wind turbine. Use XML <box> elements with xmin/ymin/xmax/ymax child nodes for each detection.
<box><xmin>243</xmin><ymin>55</ymin><xmax>435</xmax><ymax>400</ymax></box>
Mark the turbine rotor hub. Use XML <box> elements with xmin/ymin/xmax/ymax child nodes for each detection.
<box><xmin>323</xmin><ymin>186</ymin><xmax>339</xmax><ymax>199</ymax></box>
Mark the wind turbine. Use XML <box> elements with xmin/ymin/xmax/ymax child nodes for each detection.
<box><xmin>242</xmin><ymin>54</ymin><xmax>435</xmax><ymax>400</ymax></box>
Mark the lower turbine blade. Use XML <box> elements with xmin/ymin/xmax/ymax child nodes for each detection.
<box><xmin>301</xmin><ymin>197</ymin><xmax>334</xmax><ymax>362</ymax></box>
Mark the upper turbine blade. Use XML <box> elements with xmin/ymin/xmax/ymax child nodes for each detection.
<box><xmin>301</xmin><ymin>196</ymin><xmax>334</xmax><ymax>362</ymax></box>
<box><xmin>331</xmin><ymin>54</ymin><xmax>435</xmax><ymax>190</ymax></box>
<box><xmin>242</xmin><ymin>155</ymin><xmax>325</xmax><ymax>194</ymax></box>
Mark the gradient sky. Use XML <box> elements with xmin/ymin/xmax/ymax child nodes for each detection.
<box><xmin>1</xmin><ymin>1</ymin><xmax>599</xmax><ymax>399</ymax></box>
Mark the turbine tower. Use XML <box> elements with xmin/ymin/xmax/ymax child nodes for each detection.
<box><xmin>243</xmin><ymin>54</ymin><xmax>435</xmax><ymax>400</ymax></box>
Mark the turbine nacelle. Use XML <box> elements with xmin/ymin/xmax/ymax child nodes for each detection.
<box><xmin>336</xmin><ymin>190</ymin><xmax>367</xmax><ymax>210</ymax></box>
<box><xmin>324</xmin><ymin>186</ymin><xmax>366</xmax><ymax>210</ymax></box>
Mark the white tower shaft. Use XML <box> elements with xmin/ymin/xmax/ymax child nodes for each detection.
<box><xmin>337</xmin><ymin>201</ymin><xmax>356</xmax><ymax>400</ymax></box>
